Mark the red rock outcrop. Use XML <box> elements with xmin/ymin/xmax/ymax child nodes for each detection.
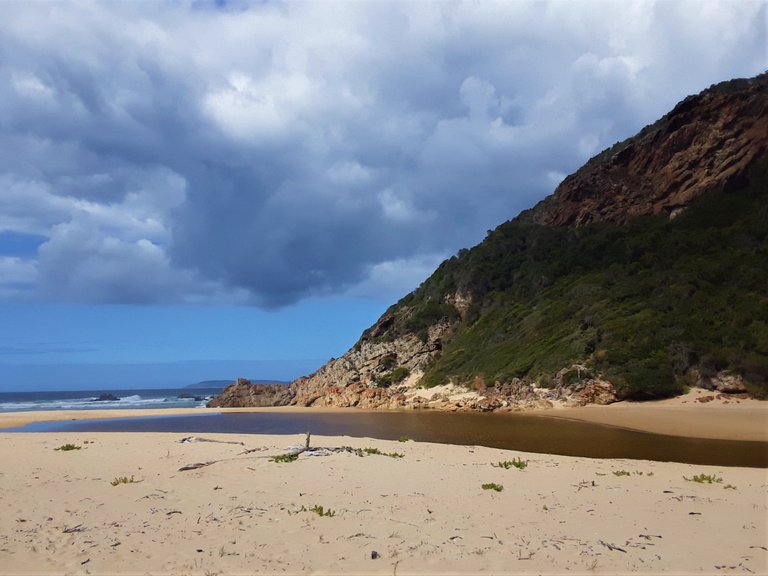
<box><xmin>207</xmin><ymin>378</ymin><xmax>293</xmax><ymax>408</ymax></box>
<box><xmin>536</xmin><ymin>74</ymin><xmax>768</xmax><ymax>227</ymax></box>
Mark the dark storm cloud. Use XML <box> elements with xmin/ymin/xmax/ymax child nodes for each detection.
<box><xmin>0</xmin><ymin>1</ymin><xmax>764</xmax><ymax>305</ymax></box>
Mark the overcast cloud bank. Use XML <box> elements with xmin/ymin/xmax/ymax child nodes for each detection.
<box><xmin>1</xmin><ymin>1</ymin><xmax>765</xmax><ymax>307</ymax></box>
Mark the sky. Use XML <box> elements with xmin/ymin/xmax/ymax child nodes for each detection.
<box><xmin>0</xmin><ymin>0</ymin><xmax>765</xmax><ymax>391</ymax></box>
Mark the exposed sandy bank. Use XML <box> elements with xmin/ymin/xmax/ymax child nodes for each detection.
<box><xmin>546</xmin><ymin>387</ymin><xmax>768</xmax><ymax>442</ymax></box>
<box><xmin>0</xmin><ymin>432</ymin><xmax>764</xmax><ymax>575</ymax></box>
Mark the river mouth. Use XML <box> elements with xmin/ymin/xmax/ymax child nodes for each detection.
<box><xmin>7</xmin><ymin>410</ymin><xmax>767</xmax><ymax>468</ymax></box>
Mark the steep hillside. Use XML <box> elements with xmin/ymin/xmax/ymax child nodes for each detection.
<box><xmin>212</xmin><ymin>73</ymin><xmax>768</xmax><ymax>410</ymax></box>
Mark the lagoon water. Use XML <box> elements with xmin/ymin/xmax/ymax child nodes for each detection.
<box><xmin>8</xmin><ymin>409</ymin><xmax>767</xmax><ymax>468</ymax></box>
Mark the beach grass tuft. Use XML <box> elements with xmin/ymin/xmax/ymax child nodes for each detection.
<box><xmin>299</xmin><ymin>504</ymin><xmax>336</xmax><ymax>517</ymax></box>
<box><xmin>481</xmin><ymin>482</ymin><xmax>504</xmax><ymax>492</ymax></box>
<box><xmin>684</xmin><ymin>473</ymin><xmax>723</xmax><ymax>484</ymax></box>
<box><xmin>54</xmin><ymin>444</ymin><xmax>81</xmax><ymax>451</ymax></box>
<box><xmin>270</xmin><ymin>453</ymin><xmax>299</xmax><ymax>463</ymax></box>
<box><xmin>492</xmin><ymin>457</ymin><xmax>527</xmax><ymax>470</ymax></box>
<box><xmin>612</xmin><ymin>470</ymin><xmax>631</xmax><ymax>477</ymax></box>
<box><xmin>110</xmin><ymin>475</ymin><xmax>140</xmax><ymax>486</ymax></box>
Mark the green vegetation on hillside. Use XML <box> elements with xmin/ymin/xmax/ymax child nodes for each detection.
<box><xmin>386</xmin><ymin>160</ymin><xmax>768</xmax><ymax>399</ymax></box>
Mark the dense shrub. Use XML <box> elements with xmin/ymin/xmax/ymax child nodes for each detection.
<box><xmin>404</xmin><ymin>160</ymin><xmax>768</xmax><ymax>398</ymax></box>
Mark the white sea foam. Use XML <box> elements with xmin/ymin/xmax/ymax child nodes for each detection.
<box><xmin>0</xmin><ymin>393</ymin><xmax>211</xmax><ymax>413</ymax></box>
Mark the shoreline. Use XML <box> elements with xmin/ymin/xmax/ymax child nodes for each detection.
<box><xmin>0</xmin><ymin>431</ymin><xmax>765</xmax><ymax>574</ymax></box>
<box><xmin>0</xmin><ymin>387</ymin><xmax>765</xmax><ymax>442</ymax></box>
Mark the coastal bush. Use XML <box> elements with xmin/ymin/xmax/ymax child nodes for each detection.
<box><xmin>54</xmin><ymin>444</ymin><xmax>81</xmax><ymax>451</ymax></box>
<box><xmin>481</xmin><ymin>483</ymin><xmax>504</xmax><ymax>492</ymax></box>
<box><xmin>375</xmin><ymin>366</ymin><xmax>411</xmax><ymax>388</ymax></box>
<box><xmin>612</xmin><ymin>470</ymin><xmax>631</xmax><ymax>477</ymax></box>
<box><xmin>404</xmin><ymin>160</ymin><xmax>768</xmax><ymax>398</ymax></box>
<box><xmin>403</xmin><ymin>302</ymin><xmax>461</xmax><ymax>342</ymax></box>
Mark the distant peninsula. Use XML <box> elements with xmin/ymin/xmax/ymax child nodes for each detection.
<box><xmin>185</xmin><ymin>379</ymin><xmax>289</xmax><ymax>390</ymax></box>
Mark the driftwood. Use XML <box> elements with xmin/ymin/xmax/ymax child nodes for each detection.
<box><xmin>177</xmin><ymin>432</ymin><xmax>387</xmax><ymax>471</ymax></box>
<box><xmin>179</xmin><ymin>461</ymin><xmax>217</xmax><ymax>471</ymax></box>
<box><xmin>599</xmin><ymin>540</ymin><xmax>627</xmax><ymax>553</ymax></box>
<box><xmin>178</xmin><ymin>432</ymin><xmax>311</xmax><ymax>472</ymax></box>
<box><xmin>178</xmin><ymin>436</ymin><xmax>245</xmax><ymax>446</ymax></box>
<box><xmin>292</xmin><ymin>432</ymin><xmax>311</xmax><ymax>455</ymax></box>
<box><xmin>239</xmin><ymin>447</ymin><xmax>268</xmax><ymax>455</ymax></box>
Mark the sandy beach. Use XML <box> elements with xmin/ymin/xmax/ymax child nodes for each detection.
<box><xmin>0</xmin><ymin>430</ymin><xmax>765</xmax><ymax>575</ymax></box>
<box><xmin>1</xmin><ymin>389</ymin><xmax>766</xmax><ymax>574</ymax></box>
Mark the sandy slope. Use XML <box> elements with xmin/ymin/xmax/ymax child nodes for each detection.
<box><xmin>0</xmin><ymin>432</ymin><xmax>764</xmax><ymax>575</ymax></box>
<box><xmin>545</xmin><ymin>387</ymin><xmax>768</xmax><ymax>442</ymax></box>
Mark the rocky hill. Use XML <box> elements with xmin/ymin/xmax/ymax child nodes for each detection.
<box><xmin>210</xmin><ymin>73</ymin><xmax>768</xmax><ymax>411</ymax></box>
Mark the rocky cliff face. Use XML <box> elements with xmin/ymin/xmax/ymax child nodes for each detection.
<box><xmin>289</xmin><ymin>313</ymin><xmax>454</xmax><ymax>407</ymax></box>
<box><xmin>536</xmin><ymin>75</ymin><xmax>767</xmax><ymax>226</ymax></box>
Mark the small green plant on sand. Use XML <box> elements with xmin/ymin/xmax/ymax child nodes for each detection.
<box><xmin>340</xmin><ymin>446</ymin><xmax>404</xmax><ymax>458</ymax></box>
<box><xmin>351</xmin><ymin>447</ymin><xmax>405</xmax><ymax>458</ymax></box>
<box><xmin>723</xmin><ymin>484</ymin><xmax>737</xmax><ymax>490</ymax></box>
<box><xmin>481</xmin><ymin>482</ymin><xmax>504</xmax><ymax>492</ymax></box>
<box><xmin>270</xmin><ymin>453</ymin><xmax>299</xmax><ymax>463</ymax></box>
<box><xmin>110</xmin><ymin>475</ymin><xmax>140</xmax><ymax>486</ymax></box>
<box><xmin>492</xmin><ymin>457</ymin><xmax>528</xmax><ymax>470</ymax></box>
<box><xmin>54</xmin><ymin>444</ymin><xmax>81</xmax><ymax>451</ymax></box>
<box><xmin>300</xmin><ymin>504</ymin><xmax>335</xmax><ymax>517</ymax></box>
<box><xmin>612</xmin><ymin>470</ymin><xmax>631</xmax><ymax>477</ymax></box>
<box><xmin>364</xmin><ymin>447</ymin><xmax>404</xmax><ymax>458</ymax></box>
<box><xmin>398</xmin><ymin>436</ymin><xmax>413</xmax><ymax>443</ymax></box>
<box><xmin>684</xmin><ymin>473</ymin><xmax>723</xmax><ymax>484</ymax></box>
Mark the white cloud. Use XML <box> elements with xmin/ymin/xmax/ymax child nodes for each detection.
<box><xmin>0</xmin><ymin>0</ymin><xmax>763</xmax><ymax>305</ymax></box>
<box><xmin>345</xmin><ymin>253</ymin><xmax>449</xmax><ymax>301</ymax></box>
<box><xmin>11</xmin><ymin>72</ymin><xmax>55</xmax><ymax>102</ymax></box>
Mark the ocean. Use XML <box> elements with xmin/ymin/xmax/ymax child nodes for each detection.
<box><xmin>0</xmin><ymin>387</ymin><xmax>224</xmax><ymax>413</ymax></box>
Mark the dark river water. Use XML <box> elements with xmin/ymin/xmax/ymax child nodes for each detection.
<box><xmin>8</xmin><ymin>410</ymin><xmax>767</xmax><ymax>468</ymax></box>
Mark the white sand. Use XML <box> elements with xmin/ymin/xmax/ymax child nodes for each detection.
<box><xmin>0</xmin><ymin>431</ymin><xmax>765</xmax><ymax>575</ymax></box>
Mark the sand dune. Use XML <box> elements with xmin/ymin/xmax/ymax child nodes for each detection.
<box><xmin>0</xmin><ymin>431</ymin><xmax>765</xmax><ymax>575</ymax></box>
